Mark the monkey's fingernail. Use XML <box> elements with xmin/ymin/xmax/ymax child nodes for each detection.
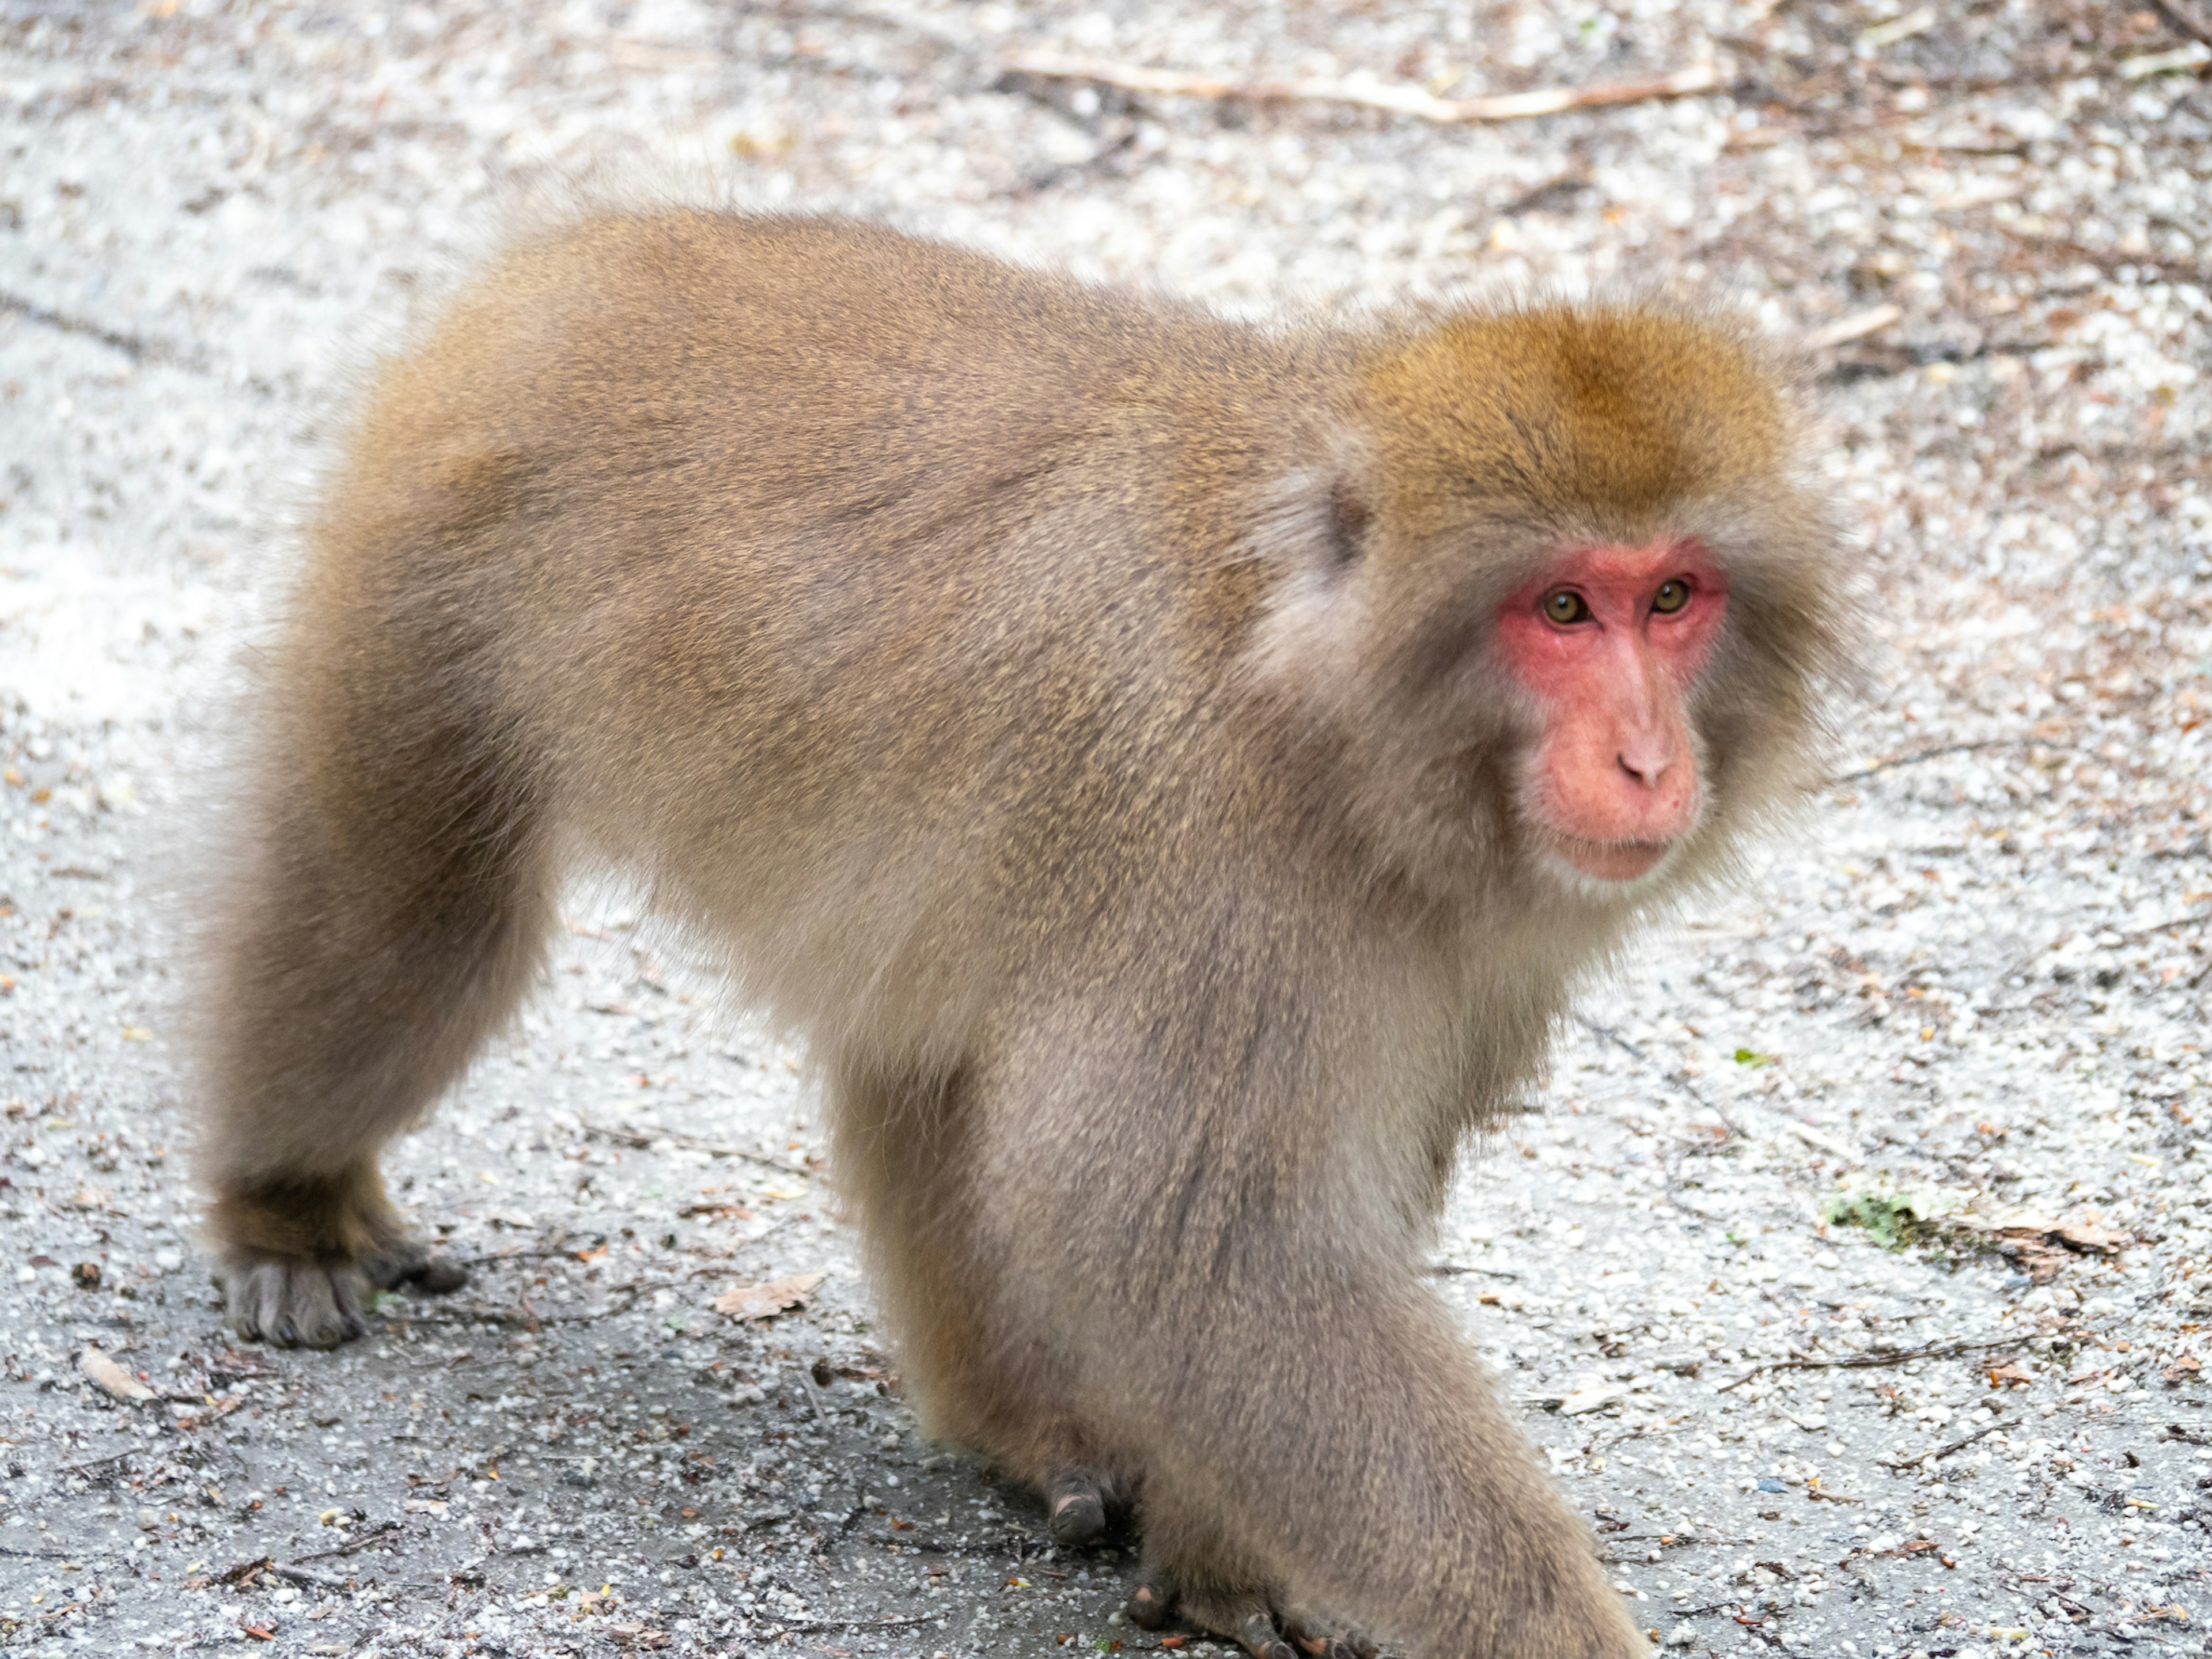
<box><xmin>274</xmin><ymin>1319</ymin><xmax>297</xmax><ymax>1345</ymax></box>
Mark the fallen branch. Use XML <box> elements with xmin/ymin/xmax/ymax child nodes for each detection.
<box><xmin>291</xmin><ymin>1518</ymin><xmax>404</xmax><ymax>1563</ymax></box>
<box><xmin>1574</xmin><ymin>1013</ymin><xmax>1743</xmax><ymax>1137</ymax></box>
<box><xmin>1800</xmin><ymin>303</ymin><xmax>1902</xmax><ymax>352</ymax></box>
<box><xmin>999</xmin><ymin>49</ymin><xmax>1723</xmax><ymax>126</ymax></box>
<box><xmin>779</xmin><ymin>1613</ymin><xmax>942</xmax><ymax>1635</ymax></box>
<box><xmin>0</xmin><ymin>289</ymin><xmax>178</xmax><ymax>365</ymax></box>
<box><xmin>1880</xmin><ymin>1417</ymin><xmax>2009</xmax><ymax>1469</ymax></box>
<box><xmin>1427</xmin><ymin>1261</ymin><xmax>1520</xmax><ymax>1278</ymax></box>
<box><xmin>578</xmin><ymin>1115</ymin><xmax>808</xmax><ymax>1177</ymax></box>
<box><xmin>1828</xmin><ymin>739</ymin><xmax>2017</xmax><ymax>786</ymax></box>
<box><xmin>402</xmin><ymin>1283</ymin><xmax>649</xmax><ymax>1327</ymax></box>
<box><xmin>56</xmin><ymin>1450</ymin><xmax>137</xmax><ymax>1481</ymax></box>
<box><xmin>1719</xmin><ymin>1336</ymin><xmax>2017</xmax><ymax>1392</ymax></box>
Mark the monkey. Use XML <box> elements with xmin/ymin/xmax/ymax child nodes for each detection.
<box><xmin>194</xmin><ymin>210</ymin><xmax>1848</xmax><ymax>1659</ymax></box>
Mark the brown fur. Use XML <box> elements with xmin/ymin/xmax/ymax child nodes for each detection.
<box><xmin>195</xmin><ymin>210</ymin><xmax>1847</xmax><ymax>1658</ymax></box>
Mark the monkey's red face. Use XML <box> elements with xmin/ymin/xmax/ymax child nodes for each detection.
<box><xmin>1493</xmin><ymin>541</ymin><xmax>1728</xmax><ymax>883</ymax></box>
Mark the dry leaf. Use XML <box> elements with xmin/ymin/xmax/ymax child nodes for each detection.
<box><xmin>679</xmin><ymin>1202</ymin><xmax>755</xmax><ymax>1221</ymax></box>
<box><xmin>711</xmin><ymin>1271</ymin><xmax>825</xmax><ymax>1321</ymax></box>
<box><xmin>1555</xmin><ymin>1385</ymin><xmax>1629</xmax><ymax>1416</ymax></box>
<box><xmin>79</xmin><ymin>1345</ymin><xmax>155</xmax><ymax>1403</ymax></box>
<box><xmin>2053</xmin><ymin>1216</ymin><xmax>2128</xmax><ymax>1253</ymax></box>
<box><xmin>1957</xmin><ymin>1210</ymin><xmax>2131</xmax><ymax>1280</ymax></box>
<box><xmin>1985</xmin><ymin>1361</ymin><xmax>2033</xmax><ymax>1387</ymax></box>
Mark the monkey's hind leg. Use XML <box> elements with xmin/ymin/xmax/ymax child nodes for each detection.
<box><xmin>200</xmin><ymin>652</ymin><xmax>551</xmax><ymax>1348</ymax></box>
<box><xmin>831</xmin><ymin>1062</ymin><xmax>1134</xmax><ymax>1546</ymax></box>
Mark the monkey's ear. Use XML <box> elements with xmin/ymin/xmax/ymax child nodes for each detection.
<box><xmin>1325</xmin><ymin>476</ymin><xmax>1372</xmax><ymax>568</ymax></box>
<box><xmin>1244</xmin><ymin>424</ymin><xmax>1377</xmax><ymax>587</ymax></box>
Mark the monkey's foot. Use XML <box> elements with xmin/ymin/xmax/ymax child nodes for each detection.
<box><xmin>1127</xmin><ymin>1555</ymin><xmax>1376</xmax><ymax>1659</ymax></box>
<box><xmin>1046</xmin><ymin>1468</ymin><xmax>1110</xmax><ymax>1546</ymax></box>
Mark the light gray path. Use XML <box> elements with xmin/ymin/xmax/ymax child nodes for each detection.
<box><xmin>1</xmin><ymin>3</ymin><xmax>2207</xmax><ymax>1657</ymax></box>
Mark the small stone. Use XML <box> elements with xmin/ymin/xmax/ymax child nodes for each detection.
<box><xmin>1665</xmin><ymin>1624</ymin><xmax>1698</xmax><ymax>1647</ymax></box>
<box><xmin>137</xmin><ymin>1507</ymin><xmax>160</xmax><ymax>1531</ymax></box>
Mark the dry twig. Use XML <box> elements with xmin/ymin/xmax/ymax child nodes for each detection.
<box><xmin>1829</xmin><ymin>739</ymin><xmax>2017</xmax><ymax>787</ymax></box>
<box><xmin>1718</xmin><ymin>1336</ymin><xmax>2017</xmax><ymax>1392</ymax></box>
<box><xmin>577</xmin><ymin>1115</ymin><xmax>808</xmax><ymax>1176</ymax></box>
<box><xmin>291</xmin><ymin>1519</ymin><xmax>404</xmax><ymax>1563</ymax></box>
<box><xmin>999</xmin><ymin>49</ymin><xmax>1722</xmax><ymax>126</ymax></box>
<box><xmin>1880</xmin><ymin>1417</ymin><xmax>2009</xmax><ymax>1469</ymax></box>
<box><xmin>1800</xmin><ymin>304</ymin><xmax>1903</xmax><ymax>353</ymax></box>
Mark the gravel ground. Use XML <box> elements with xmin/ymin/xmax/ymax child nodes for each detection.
<box><xmin>2</xmin><ymin>2</ymin><xmax>2209</xmax><ymax>1657</ymax></box>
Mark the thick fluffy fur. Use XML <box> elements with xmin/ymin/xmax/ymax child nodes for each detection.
<box><xmin>197</xmin><ymin>212</ymin><xmax>1846</xmax><ymax>1658</ymax></box>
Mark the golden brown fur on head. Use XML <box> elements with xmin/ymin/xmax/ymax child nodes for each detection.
<box><xmin>194</xmin><ymin>209</ymin><xmax>1850</xmax><ymax>1659</ymax></box>
<box><xmin>1241</xmin><ymin>301</ymin><xmax>1844</xmax><ymax>930</ymax></box>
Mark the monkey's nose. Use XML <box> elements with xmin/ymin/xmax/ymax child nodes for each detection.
<box><xmin>1615</xmin><ymin>737</ymin><xmax>1675</xmax><ymax>789</ymax></box>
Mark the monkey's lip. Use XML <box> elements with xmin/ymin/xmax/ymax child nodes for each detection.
<box><xmin>1539</xmin><ymin>832</ymin><xmax>1671</xmax><ymax>881</ymax></box>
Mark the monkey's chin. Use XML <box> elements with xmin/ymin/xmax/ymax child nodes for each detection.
<box><xmin>1535</xmin><ymin>831</ymin><xmax>1671</xmax><ymax>884</ymax></box>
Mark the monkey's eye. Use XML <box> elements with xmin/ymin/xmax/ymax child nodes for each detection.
<box><xmin>1541</xmin><ymin>589</ymin><xmax>1591</xmax><ymax>626</ymax></box>
<box><xmin>1651</xmin><ymin>578</ymin><xmax>1692</xmax><ymax>615</ymax></box>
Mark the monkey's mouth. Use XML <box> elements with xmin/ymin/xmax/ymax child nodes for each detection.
<box><xmin>1538</xmin><ymin>831</ymin><xmax>1671</xmax><ymax>882</ymax></box>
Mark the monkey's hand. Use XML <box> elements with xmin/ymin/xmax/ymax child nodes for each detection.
<box><xmin>214</xmin><ymin>1252</ymin><xmax>373</xmax><ymax>1349</ymax></box>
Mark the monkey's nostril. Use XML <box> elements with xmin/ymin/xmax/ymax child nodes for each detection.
<box><xmin>1616</xmin><ymin>738</ymin><xmax>1677</xmax><ymax>789</ymax></box>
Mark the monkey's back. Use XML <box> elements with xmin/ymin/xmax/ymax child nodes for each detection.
<box><xmin>291</xmin><ymin>212</ymin><xmax>1322</xmax><ymax>1044</ymax></box>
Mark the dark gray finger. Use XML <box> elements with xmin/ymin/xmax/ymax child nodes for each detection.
<box><xmin>1279</xmin><ymin>1610</ymin><xmax>1369</xmax><ymax>1659</ymax></box>
<box><xmin>1232</xmin><ymin>1609</ymin><xmax>1296</xmax><ymax>1659</ymax></box>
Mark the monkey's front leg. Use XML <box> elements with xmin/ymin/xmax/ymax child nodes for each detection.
<box><xmin>1036</xmin><ymin>1231</ymin><xmax>1649</xmax><ymax>1658</ymax></box>
<box><xmin>1124</xmin><ymin>1285</ymin><xmax>1646</xmax><ymax>1657</ymax></box>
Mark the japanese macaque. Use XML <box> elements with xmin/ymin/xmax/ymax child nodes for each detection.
<box><xmin>196</xmin><ymin>212</ymin><xmax>1847</xmax><ymax>1659</ymax></box>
